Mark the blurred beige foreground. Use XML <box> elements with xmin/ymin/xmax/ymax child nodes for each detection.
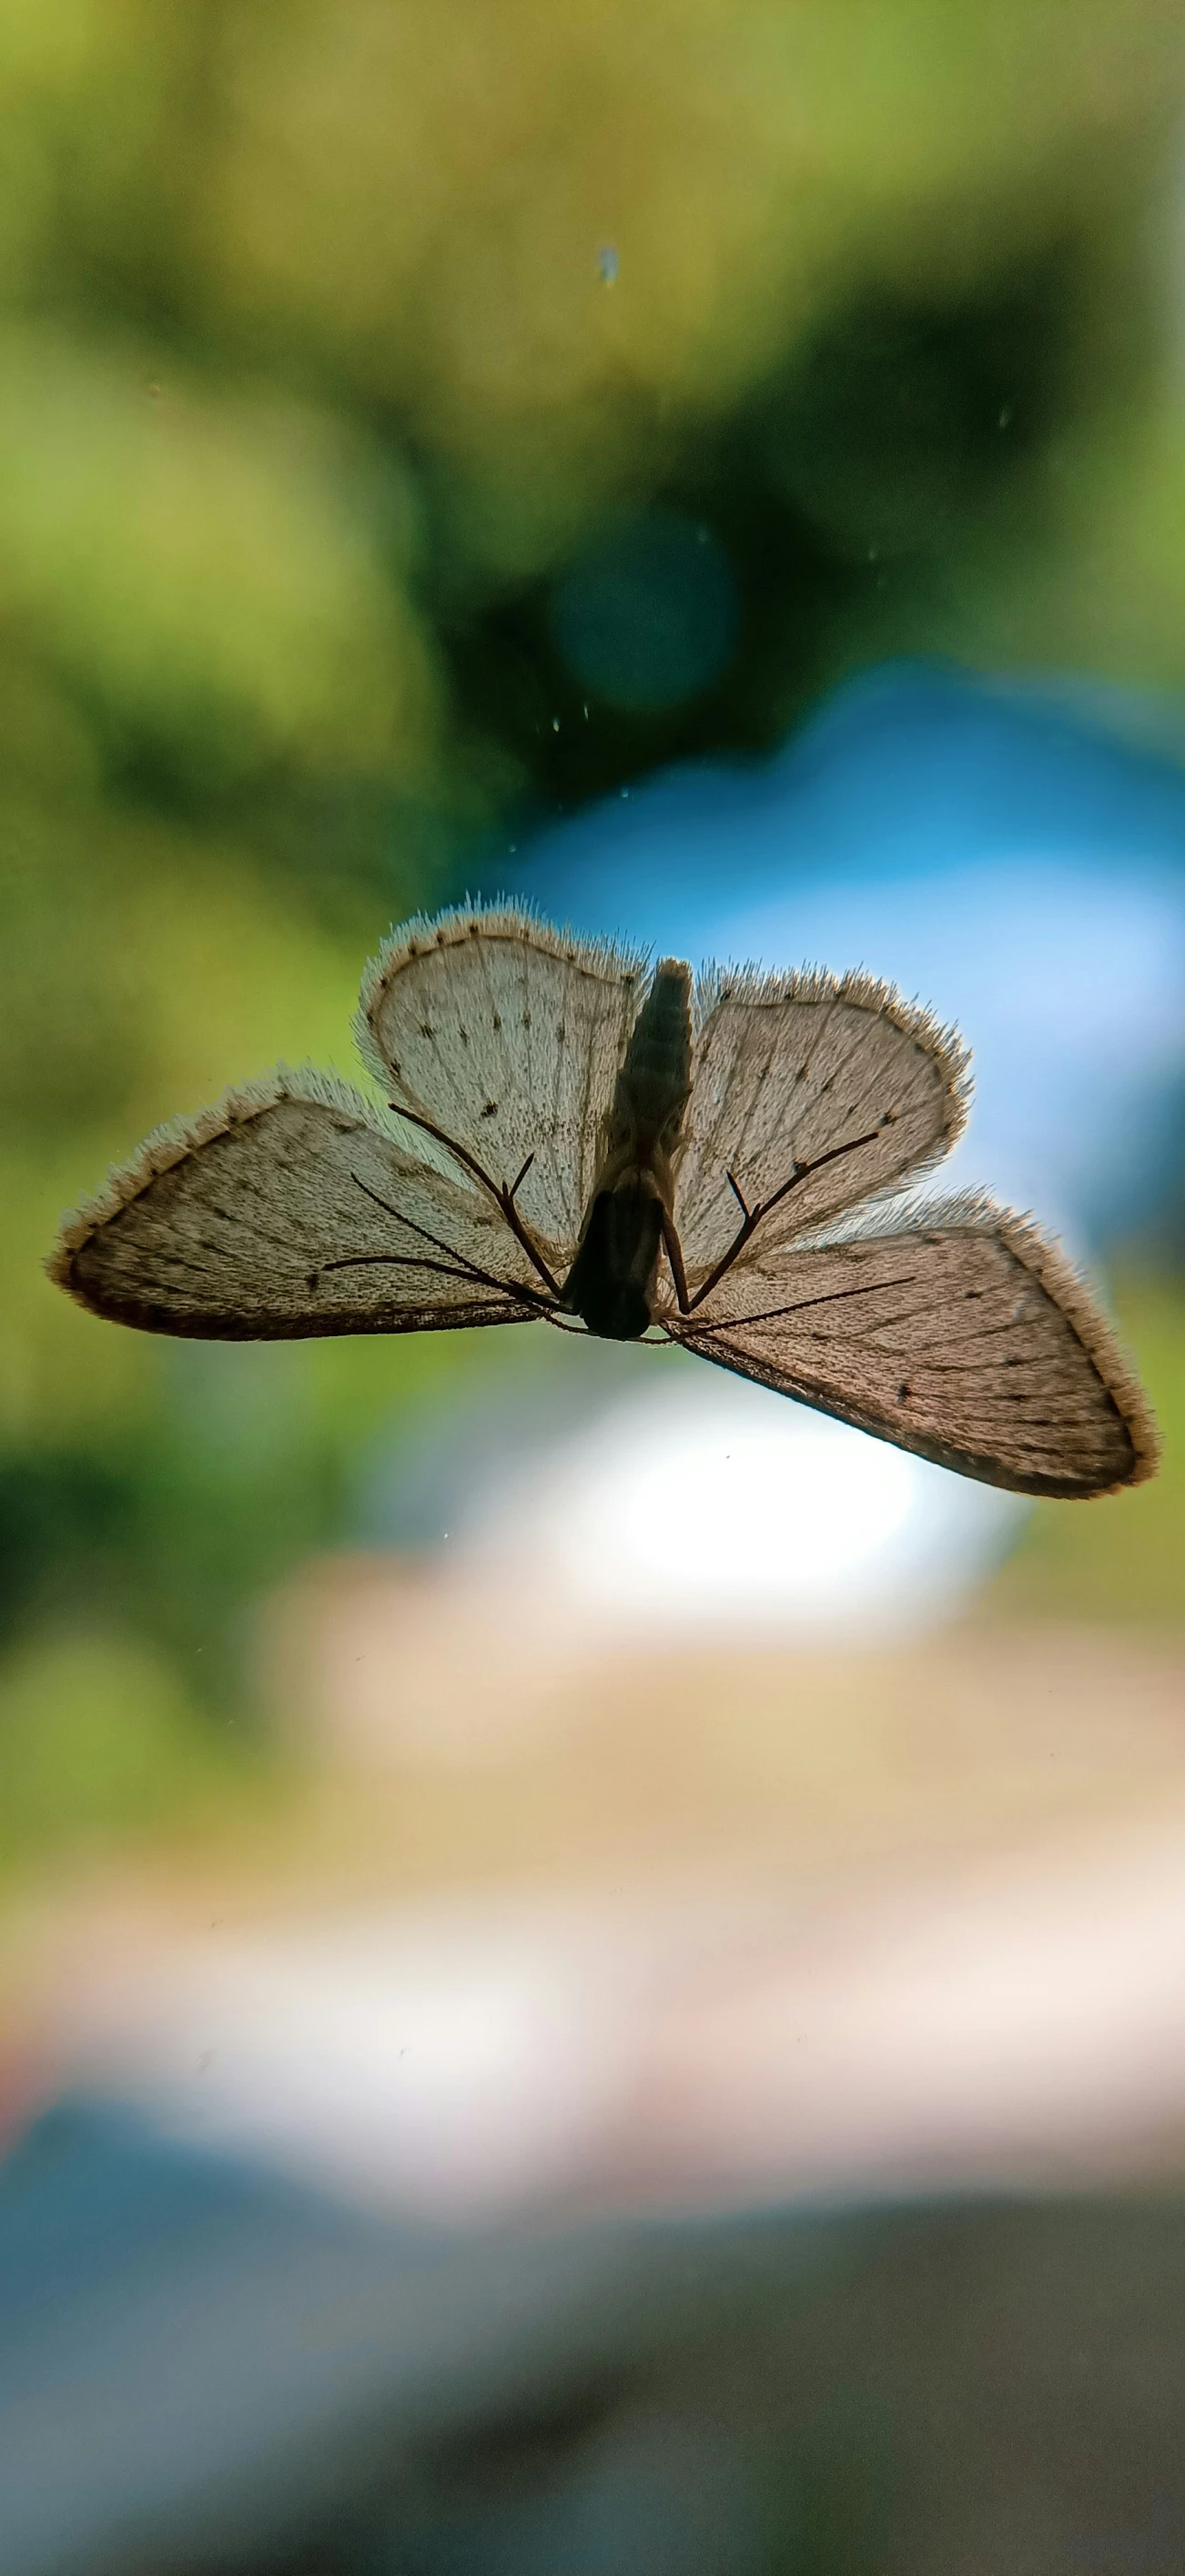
<box><xmin>5</xmin><ymin>1557</ymin><xmax>1184</xmax><ymax>2225</ymax></box>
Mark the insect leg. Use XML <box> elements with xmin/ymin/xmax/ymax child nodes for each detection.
<box><xmin>388</xmin><ymin>1104</ymin><xmax>561</xmax><ymax>1297</ymax></box>
<box><xmin>685</xmin><ymin>1271</ymin><xmax>918</xmax><ymax>1334</ymax></box>
<box><xmin>686</xmin><ymin>1114</ymin><xmax>899</xmax><ymax>1313</ymax></box>
<box><xmin>324</xmin><ymin>1249</ymin><xmax>499</xmax><ymax>1285</ymax></box>
<box><xmin>660</xmin><ymin>1206</ymin><xmax>692</xmax><ymax>1314</ymax></box>
<box><xmin>339</xmin><ymin>1171</ymin><xmax>556</xmax><ymax>1311</ymax></box>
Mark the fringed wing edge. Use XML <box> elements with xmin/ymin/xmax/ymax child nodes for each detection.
<box><xmin>355</xmin><ymin>898</ymin><xmax>651</xmax><ymax>1090</ymax></box>
<box><xmin>692</xmin><ymin>957</ymin><xmax>974</xmax><ymax>1159</ymax></box>
<box><xmin>679</xmin><ymin>1185</ymin><xmax>1160</xmax><ymax>1495</ymax></box>
<box><xmin>46</xmin><ymin>1065</ymin><xmax>398</xmax><ymax>1304</ymax></box>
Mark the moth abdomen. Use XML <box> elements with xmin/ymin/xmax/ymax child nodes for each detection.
<box><xmin>609</xmin><ymin>958</ymin><xmax>694</xmax><ymax>1157</ymax></box>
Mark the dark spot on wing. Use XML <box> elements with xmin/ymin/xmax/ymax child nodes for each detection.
<box><xmin>897</xmin><ymin>1381</ymin><xmax>911</xmax><ymax>1402</ymax></box>
<box><xmin>481</xmin><ymin>1100</ymin><xmax>498</xmax><ymax>1118</ymax></box>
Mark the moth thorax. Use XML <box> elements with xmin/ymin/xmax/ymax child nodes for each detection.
<box><xmin>562</xmin><ymin>1179</ymin><xmax>666</xmax><ymax>1341</ymax></box>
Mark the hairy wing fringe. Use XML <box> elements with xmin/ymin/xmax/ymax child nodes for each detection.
<box><xmin>742</xmin><ymin>1188</ymin><xmax>1160</xmax><ymax>1492</ymax></box>
<box><xmin>693</xmin><ymin>958</ymin><xmax>973</xmax><ymax>1148</ymax></box>
<box><xmin>355</xmin><ymin>897</ymin><xmax>651</xmax><ymax>1088</ymax></box>
<box><xmin>46</xmin><ymin>1064</ymin><xmax>397</xmax><ymax>1287</ymax></box>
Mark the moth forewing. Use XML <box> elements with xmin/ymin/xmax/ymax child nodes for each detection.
<box><xmin>48</xmin><ymin>1070</ymin><xmax>546</xmax><ymax>1341</ymax></box>
<box><xmin>668</xmin><ymin>1198</ymin><xmax>1160</xmax><ymax>1497</ymax></box>
<box><xmin>356</xmin><ymin>903</ymin><xmax>648</xmax><ymax>1263</ymax></box>
<box><xmin>675</xmin><ymin>964</ymin><xmax>972</xmax><ymax>1279</ymax></box>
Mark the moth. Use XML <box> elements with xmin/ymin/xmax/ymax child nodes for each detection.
<box><xmin>49</xmin><ymin>903</ymin><xmax>1159</xmax><ymax>1499</ymax></box>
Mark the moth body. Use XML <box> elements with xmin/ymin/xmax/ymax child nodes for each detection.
<box><xmin>562</xmin><ymin>958</ymin><xmax>692</xmax><ymax>1339</ymax></box>
<box><xmin>608</xmin><ymin>958</ymin><xmax>694</xmax><ymax>1150</ymax></box>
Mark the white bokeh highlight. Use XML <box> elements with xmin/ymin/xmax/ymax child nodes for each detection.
<box><xmin>458</xmin><ymin>1369</ymin><xmax>1026</xmax><ymax>1642</ymax></box>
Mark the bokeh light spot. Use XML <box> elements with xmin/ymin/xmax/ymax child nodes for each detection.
<box><xmin>551</xmin><ymin>511</ymin><xmax>739</xmax><ymax>712</ymax></box>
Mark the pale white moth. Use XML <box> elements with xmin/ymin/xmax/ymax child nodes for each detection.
<box><xmin>49</xmin><ymin>903</ymin><xmax>1159</xmax><ymax>1498</ymax></box>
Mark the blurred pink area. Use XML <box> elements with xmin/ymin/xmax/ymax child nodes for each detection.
<box><xmin>20</xmin><ymin>1820</ymin><xmax>1185</xmax><ymax>2224</ymax></box>
<box><xmin>5</xmin><ymin>1558</ymin><xmax>1185</xmax><ymax>2226</ymax></box>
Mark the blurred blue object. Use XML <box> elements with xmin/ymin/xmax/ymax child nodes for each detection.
<box><xmin>5</xmin><ymin>2097</ymin><xmax>1185</xmax><ymax>2572</ymax></box>
<box><xmin>522</xmin><ymin>664</ymin><xmax>1185</xmax><ymax>916</ymax></box>
<box><xmin>0</xmin><ymin>2097</ymin><xmax>657</xmax><ymax>2576</ymax></box>
<box><xmin>511</xmin><ymin>663</ymin><xmax>1185</xmax><ymax>1239</ymax></box>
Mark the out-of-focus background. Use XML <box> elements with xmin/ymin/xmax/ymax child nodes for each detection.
<box><xmin>4</xmin><ymin>5</ymin><xmax>1185</xmax><ymax>2569</ymax></box>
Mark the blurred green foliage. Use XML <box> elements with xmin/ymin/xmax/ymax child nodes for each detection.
<box><xmin>3</xmin><ymin>0</ymin><xmax>1185</xmax><ymax>1863</ymax></box>
<box><xmin>987</xmin><ymin>1276</ymin><xmax>1185</xmax><ymax>1627</ymax></box>
<box><xmin>0</xmin><ymin>1631</ymin><xmax>236</xmax><ymax>1866</ymax></box>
